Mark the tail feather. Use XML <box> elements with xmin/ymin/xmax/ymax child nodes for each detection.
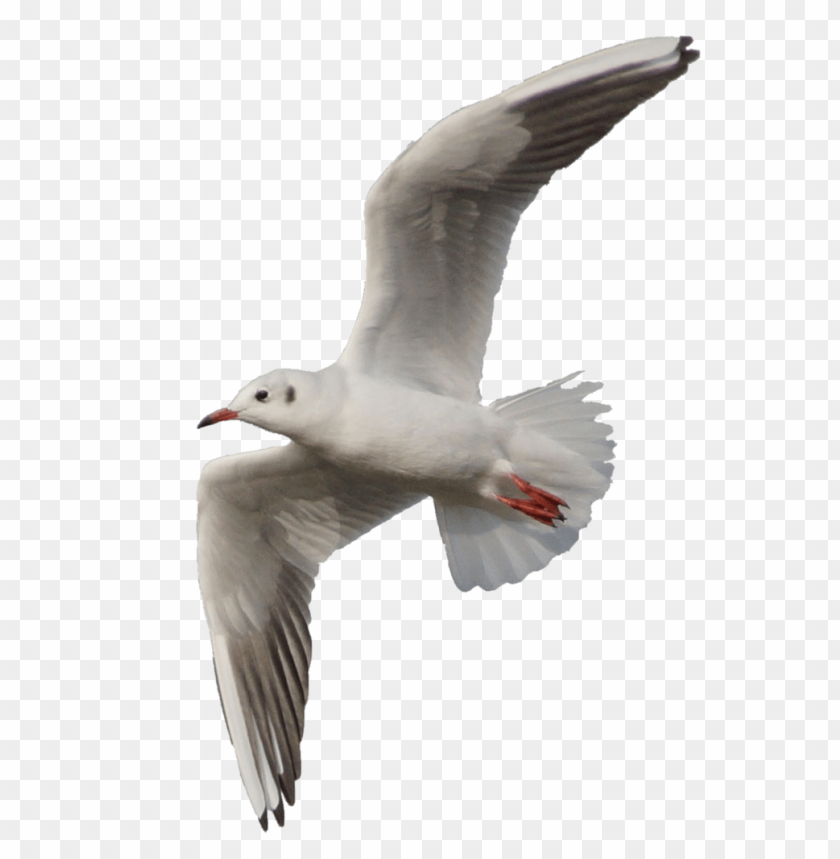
<box><xmin>435</xmin><ymin>373</ymin><xmax>615</xmax><ymax>591</ymax></box>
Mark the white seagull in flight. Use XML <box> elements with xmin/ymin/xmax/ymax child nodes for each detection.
<box><xmin>197</xmin><ymin>36</ymin><xmax>699</xmax><ymax>828</ymax></box>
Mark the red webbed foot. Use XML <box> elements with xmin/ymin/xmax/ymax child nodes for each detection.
<box><xmin>496</xmin><ymin>473</ymin><xmax>570</xmax><ymax>527</ymax></box>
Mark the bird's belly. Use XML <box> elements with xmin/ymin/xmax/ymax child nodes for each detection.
<box><xmin>315</xmin><ymin>392</ymin><xmax>506</xmax><ymax>496</ymax></box>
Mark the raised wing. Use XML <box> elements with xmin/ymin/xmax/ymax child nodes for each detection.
<box><xmin>340</xmin><ymin>36</ymin><xmax>699</xmax><ymax>401</ymax></box>
<box><xmin>197</xmin><ymin>442</ymin><xmax>422</xmax><ymax>828</ymax></box>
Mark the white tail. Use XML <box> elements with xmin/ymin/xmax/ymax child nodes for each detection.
<box><xmin>435</xmin><ymin>373</ymin><xmax>615</xmax><ymax>591</ymax></box>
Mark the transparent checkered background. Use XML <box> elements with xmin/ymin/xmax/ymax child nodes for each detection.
<box><xmin>1</xmin><ymin>2</ymin><xmax>837</xmax><ymax>857</ymax></box>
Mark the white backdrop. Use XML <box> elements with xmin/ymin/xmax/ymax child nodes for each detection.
<box><xmin>2</xmin><ymin>2</ymin><xmax>837</xmax><ymax>857</ymax></box>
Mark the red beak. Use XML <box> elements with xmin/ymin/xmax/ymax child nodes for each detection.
<box><xmin>197</xmin><ymin>407</ymin><xmax>239</xmax><ymax>429</ymax></box>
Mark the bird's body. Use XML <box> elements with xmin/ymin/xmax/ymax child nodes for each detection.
<box><xmin>196</xmin><ymin>36</ymin><xmax>699</xmax><ymax>828</ymax></box>
<box><xmin>294</xmin><ymin>367</ymin><xmax>512</xmax><ymax>496</ymax></box>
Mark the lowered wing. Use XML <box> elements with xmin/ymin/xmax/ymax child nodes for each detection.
<box><xmin>197</xmin><ymin>442</ymin><xmax>422</xmax><ymax>827</ymax></box>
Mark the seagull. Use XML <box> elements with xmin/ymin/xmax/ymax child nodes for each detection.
<box><xmin>196</xmin><ymin>36</ymin><xmax>699</xmax><ymax>829</ymax></box>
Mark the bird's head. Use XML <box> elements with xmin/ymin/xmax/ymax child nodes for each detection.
<box><xmin>197</xmin><ymin>368</ymin><xmax>317</xmax><ymax>439</ymax></box>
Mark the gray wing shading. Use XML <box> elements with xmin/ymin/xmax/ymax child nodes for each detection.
<box><xmin>339</xmin><ymin>36</ymin><xmax>699</xmax><ymax>402</ymax></box>
<box><xmin>197</xmin><ymin>442</ymin><xmax>422</xmax><ymax>828</ymax></box>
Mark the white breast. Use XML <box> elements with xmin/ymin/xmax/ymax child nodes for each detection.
<box><xmin>313</xmin><ymin>376</ymin><xmax>508</xmax><ymax>492</ymax></box>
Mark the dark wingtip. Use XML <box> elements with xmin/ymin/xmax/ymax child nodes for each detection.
<box><xmin>272</xmin><ymin>803</ymin><xmax>285</xmax><ymax>827</ymax></box>
<box><xmin>678</xmin><ymin>36</ymin><xmax>700</xmax><ymax>65</ymax></box>
<box><xmin>258</xmin><ymin>809</ymin><xmax>268</xmax><ymax>831</ymax></box>
<box><xmin>280</xmin><ymin>773</ymin><xmax>296</xmax><ymax>807</ymax></box>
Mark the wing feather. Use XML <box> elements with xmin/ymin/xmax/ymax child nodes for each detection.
<box><xmin>197</xmin><ymin>443</ymin><xmax>422</xmax><ymax>828</ymax></box>
<box><xmin>340</xmin><ymin>36</ymin><xmax>699</xmax><ymax>401</ymax></box>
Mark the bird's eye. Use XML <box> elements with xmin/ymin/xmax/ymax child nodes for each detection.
<box><xmin>285</xmin><ymin>385</ymin><xmax>296</xmax><ymax>404</ymax></box>
<box><xmin>255</xmin><ymin>390</ymin><xmax>268</xmax><ymax>401</ymax></box>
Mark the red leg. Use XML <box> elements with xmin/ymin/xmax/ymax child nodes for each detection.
<box><xmin>496</xmin><ymin>473</ymin><xmax>570</xmax><ymax>527</ymax></box>
<box><xmin>495</xmin><ymin>494</ymin><xmax>559</xmax><ymax>526</ymax></box>
<box><xmin>510</xmin><ymin>474</ymin><xmax>569</xmax><ymax>509</ymax></box>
